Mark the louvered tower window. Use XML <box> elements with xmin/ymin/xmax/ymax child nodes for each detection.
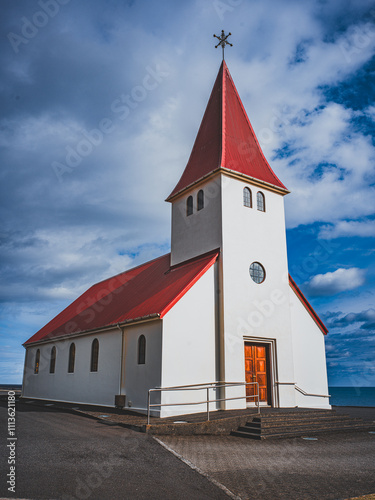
<box><xmin>243</xmin><ymin>187</ymin><xmax>252</xmax><ymax>208</ymax></box>
<box><xmin>197</xmin><ymin>190</ymin><xmax>204</xmax><ymax>211</ymax></box>
<box><xmin>257</xmin><ymin>191</ymin><xmax>265</xmax><ymax>212</ymax></box>
<box><xmin>187</xmin><ymin>196</ymin><xmax>193</xmax><ymax>216</ymax></box>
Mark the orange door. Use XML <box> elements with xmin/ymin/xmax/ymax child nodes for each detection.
<box><xmin>244</xmin><ymin>343</ymin><xmax>270</xmax><ymax>403</ymax></box>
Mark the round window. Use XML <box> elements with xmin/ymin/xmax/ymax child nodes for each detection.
<box><xmin>249</xmin><ymin>262</ymin><xmax>265</xmax><ymax>284</ymax></box>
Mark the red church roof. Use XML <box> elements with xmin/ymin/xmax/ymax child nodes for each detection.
<box><xmin>24</xmin><ymin>251</ymin><xmax>219</xmax><ymax>345</ymax></box>
<box><xmin>167</xmin><ymin>60</ymin><xmax>288</xmax><ymax>200</ymax></box>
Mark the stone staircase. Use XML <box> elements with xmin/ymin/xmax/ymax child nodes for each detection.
<box><xmin>231</xmin><ymin>409</ymin><xmax>375</xmax><ymax>440</ymax></box>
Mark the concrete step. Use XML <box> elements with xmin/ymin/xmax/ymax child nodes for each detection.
<box><xmin>231</xmin><ymin>430</ymin><xmax>263</xmax><ymax>440</ymax></box>
<box><xmin>245</xmin><ymin>416</ymin><xmax>362</xmax><ymax>430</ymax></box>
<box><xmin>257</xmin><ymin>409</ymin><xmax>335</xmax><ymax>416</ymax></box>
<box><xmin>232</xmin><ymin>424</ymin><xmax>374</xmax><ymax>440</ymax></box>
<box><xmin>252</xmin><ymin>411</ymin><xmax>339</xmax><ymax>422</ymax></box>
<box><xmin>238</xmin><ymin>421</ymin><xmax>372</xmax><ymax>435</ymax></box>
<box><xmin>231</xmin><ymin>410</ymin><xmax>375</xmax><ymax>440</ymax></box>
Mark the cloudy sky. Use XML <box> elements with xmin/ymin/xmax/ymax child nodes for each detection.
<box><xmin>1</xmin><ymin>0</ymin><xmax>374</xmax><ymax>387</ymax></box>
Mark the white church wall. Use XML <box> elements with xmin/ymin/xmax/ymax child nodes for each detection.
<box><xmin>160</xmin><ymin>264</ymin><xmax>217</xmax><ymax>417</ymax></box>
<box><xmin>289</xmin><ymin>287</ymin><xmax>331</xmax><ymax>409</ymax></box>
<box><xmin>22</xmin><ymin>330</ymin><xmax>122</xmax><ymax>406</ymax></box>
<box><xmin>123</xmin><ymin>320</ymin><xmax>162</xmax><ymax>414</ymax></box>
<box><xmin>170</xmin><ymin>176</ymin><xmax>222</xmax><ymax>266</ymax></box>
<box><xmin>220</xmin><ymin>175</ymin><xmax>296</xmax><ymax>408</ymax></box>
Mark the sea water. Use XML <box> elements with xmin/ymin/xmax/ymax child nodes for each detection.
<box><xmin>329</xmin><ymin>387</ymin><xmax>375</xmax><ymax>407</ymax></box>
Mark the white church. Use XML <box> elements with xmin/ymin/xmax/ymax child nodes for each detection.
<box><xmin>22</xmin><ymin>59</ymin><xmax>330</xmax><ymax>417</ymax></box>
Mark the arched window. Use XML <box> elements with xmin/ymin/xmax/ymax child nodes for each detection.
<box><xmin>90</xmin><ymin>339</ymin><xmax>99</xmax><ymax>372</ymax></box>
<box><xmin>138</xmin><ymin>335</ymin><xmax>146</xmax><ymax>365</ymax></box>
<box><xmin>257</xmin><ymin>191</ymin><xmax>265</xmax><ymax>212</ymax></box>
<box><xmin>186</xmin><ymin>196</ymin><xmax>193</xmax><ymax>216</ymax></box>
<box><xmin>34</xmin><ymin>349</ymin><xmax>40</xmax><ymax>374</ymax></box>
<box><xmin>197</xmin><ymin>190</ymin><xmax>204</xmax><ymax>211</ymax></box>
<box><xmin>49</xmin><ymin>346</ymin><xmax>56</xmax><ymax>374</ymax></box>
<box><xmin>68</xmin><ymin>343</ymin><xmax>75</xmax><ymax>373</ymax></box>
<box><xmin>243</xmin><ymin>187</ymin><xmax>252</xmax><ymax>208</ymax></box>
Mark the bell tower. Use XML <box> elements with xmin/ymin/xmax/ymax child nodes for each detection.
<box><xmin>167</xmin><ymin>57</ymin><xmax>297</xmax><ymax>407</ymax></box>
<box><xmin>167</xmin><ymin>60</ymin><xmax>289</xmax><ymax>266</ymax></box>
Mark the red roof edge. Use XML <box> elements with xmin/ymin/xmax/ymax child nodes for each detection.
<box><xmin>160</xmin><ymin>251</ymin><xmax>219</xmax><ymax>318</ymax></box>
<box><xmin>289</xmin><ymin>275</ymin><xmax>328</xmax><ymax>335</ymax></box>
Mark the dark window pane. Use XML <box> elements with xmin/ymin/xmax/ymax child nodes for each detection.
<box><xmin>257</xmin><ymin>192</ymin><xmax>265</xmax><ymax>212</ymax></box>
<box><xmin>138</xmin><ymin>335</ymin><xmax>146</xmax><ymax>365</ymax></box>
<box><xmin>249</xmin><ymin>262</ymin><xmax>266</xmax><ymax>284</ymax></box>
<box><xmin>35</xmin><ymin>349</ymin><xmax>40</xmax><ymax>374</ymax></box>
<box><xmin>68</xmin><ymin>343</ymin><xmax>75</xmax><ymax>373</ymax></box>
<box><xmin>187</xmin><ymin>196</ymin><xmax>193</xmax><ymax>216</ymax></box>
<box><xmin>90</xmin><ymin>339</ymin><xmax>99</xmax><ymax>372</ymax></box>
<box><xmin>197</xmin><ymin>190</ymin><xmax>204</xmax><ymax>211</ymax></box>
<box><xmin>243</xmin><ymin>188</ymin><xmax>252</xmax><ymax>208</ymax></box>
<box><xmin>49</xmin><ymin>346</ymin><xmax>56</xmax><ymax>374</ymax></box>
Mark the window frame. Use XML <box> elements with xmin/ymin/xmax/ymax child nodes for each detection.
<box><xmin>243</xmin><ymin>187</ymin><xmax>252</xmax><ymax>208</ymax></box>
<box><xmin>197</xmin><ymin>189</ymin><xmax>204</xmax><ymax>211</ymax></box>
<box><xmin>186</xmin><ymin>195</ymin><xmax>193</xmax><ymax>216</ymax></box>
<box><xmin>34</xmin><ymin>349</ymin><xmax>40</xmax><ymax>374</ymax></box>
<box><xmin>90</xmin><ymin>338</ymin><xmax>99</xmax><ymax>372</ymax></box>
<box><xmin>257</xmin><ymin>191</ymin><xmax>265</xmax><ymax>212</ymax></box>
<box><xmin>249</xmin><ymin>262</ymin><xmax>266</xmax><ymax>284</ymax></box>
<box><xmin>68</xmin><ymin>343</ymin><xmax>75</xmax><ymax>373</ymax></box>
<box><xmin>49</xmin><ymin>346</ymin><xmax>56</xmax><ymax>374</ymax></box>
<box><xmin>138</xmin><ymin>335</ymin><xmax>146</xmax><ymax>365</ymax></box>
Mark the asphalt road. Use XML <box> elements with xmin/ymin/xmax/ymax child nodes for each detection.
<box><xmin>0</xmin><ymin>399</ymin><xmax>230</xmax><ymax>500</ymax></box>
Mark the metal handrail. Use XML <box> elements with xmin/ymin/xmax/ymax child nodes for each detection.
<box><xmin>295</xmin><ymin>385</ymin><xmax>330</xmax><ymax>398</ymax></box>
<box><xmin>275</xmin><ymin>381</ymin><xmax>331</xmax><ymax>398</ymax></box>
<box><xmin>147</xmin><ymin>381</ymin><xmax>259</xmax><ymax>424</ymax></box>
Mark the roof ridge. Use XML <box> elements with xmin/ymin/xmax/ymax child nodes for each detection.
<box><xmin>94</xmin><ymin>252</ymin><xmax>171</xmax><ymax>286</ymax></box>
<box><xmin>221</xmin><ymin>60</ymin><xmax>226</xmax><ymax>167</ymax></box>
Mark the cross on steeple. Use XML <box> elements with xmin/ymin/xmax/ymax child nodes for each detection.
<box><xmin>213</xmin><ymin>30</ymin><xmax>233</xmax><ymax>60</ymax></box>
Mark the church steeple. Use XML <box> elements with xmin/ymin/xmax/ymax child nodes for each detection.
<box><xmin>167</xmin><ymin>61</ymin><xmax>288</xmax><ymax>201</ymax></box>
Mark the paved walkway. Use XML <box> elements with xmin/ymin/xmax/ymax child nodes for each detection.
<box><xmin>157</xmin><ymin>430</ymin><xmax>375</xmax><ymax>500</ymax></box>
<box><xmin>12</xmin><ymin>396</ymin><xmax>375</xmax><ymax>499</ymax></box>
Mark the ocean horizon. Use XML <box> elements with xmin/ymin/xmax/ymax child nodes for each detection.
<box><xmin>329</xmin><ymin>386</ymin><xmax>375</xmax><ymax>407</ymax></box>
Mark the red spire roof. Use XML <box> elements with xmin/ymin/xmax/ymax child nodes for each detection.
<box><xmin>167</xmin><ymin>61</ymin><xmax>287</xmax><ymax>200</ymax></box>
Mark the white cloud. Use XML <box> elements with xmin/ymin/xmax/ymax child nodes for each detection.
<box><xmin>364</xmin><ymin>105</ymin><xmax>375</xmax><ymax>120</ymax></box>
<box><xmin>304</xmin><ymin>268</ymin><xmax>366</xmax><ymax>296</ymax></box>
<box><xmin>319</xmin><ymin>220</ymin><xmax>375</xmax><ymax>239</ymax></box>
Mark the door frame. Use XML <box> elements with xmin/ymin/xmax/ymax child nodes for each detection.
<box><xmin>243</xmin><ymin>337</ymin><xmax>278</xmax><ymax>407</ymax></box>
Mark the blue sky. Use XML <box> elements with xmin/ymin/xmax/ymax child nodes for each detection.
<box><xmin>0</xmin><ymin>0</ymin><xmax>374</xmax><ymax>387</ymax></box>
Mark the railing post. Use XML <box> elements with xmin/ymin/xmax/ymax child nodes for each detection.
<box><xmin>206</xmin><ymin>387</ymin><xmax>210</xmax><ymax>421</ymax></box>
<box><xmin>256</xmin><ymin>382</ymin><xmax>260</xmax><ymax>414</ymax></box>
<box><xmin>147</xmin><ymin>390</ymin><xmax>151</xmax><ymax>425</ymax></box>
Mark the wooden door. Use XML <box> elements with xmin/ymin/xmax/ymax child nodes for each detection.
<box><xmin>244</xmin><ymin>343</ymin><xmax>270</xmax><ymax>404</ymax></box>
